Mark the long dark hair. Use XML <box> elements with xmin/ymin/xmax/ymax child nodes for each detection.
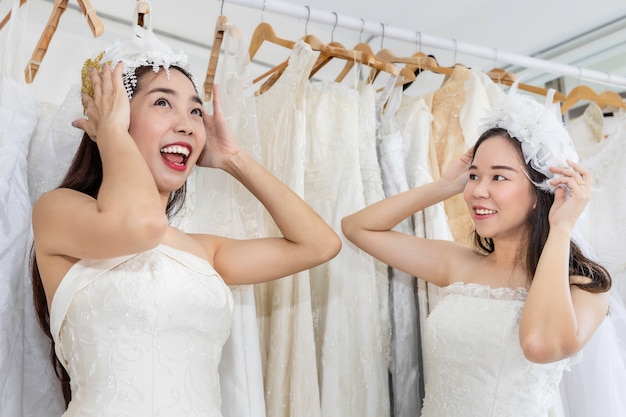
<box><xmin>30</xmin><ymin>65</ymin><xmax>193</xmax><ymax>407</ymax></box>
<box><xmin>471</xmin><ymin>127</ymin><xmax>611</xmax><ymax>293</ymax></box>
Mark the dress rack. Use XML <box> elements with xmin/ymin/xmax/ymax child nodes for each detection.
<box><xmin>220</xmin><ymin>0</ymin><xmax>626</xmax><ymax>89</ymax></box>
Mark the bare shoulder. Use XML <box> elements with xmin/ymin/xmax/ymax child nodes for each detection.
<box><xmin>34</xmin><ymin>187</ymin><xmax>90</xmax><ymax>204</ymax></box>
<box><xmin>446</xmin><ymin>244</ymin><xmax>489</xmax><ymax>279</ymax></box>
<box><xmin>177</xmin><ymin>231</ymin><xmax>223</xmax><ymax>264</ymax></box>
<box><xmin>33</xmin><ymin>188</ymin><xmax>93</xmax><ymax>221</ymax></box>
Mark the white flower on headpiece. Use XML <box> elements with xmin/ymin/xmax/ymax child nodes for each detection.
<box><xmin>479</xmin><ymin>83</ymin><xmax>579</xmax><ymax>193</ymax></box>
<box><xmin>101</xmin><ymin>25</ymin><xmax>195</xmax><ymax>99</ymax></box>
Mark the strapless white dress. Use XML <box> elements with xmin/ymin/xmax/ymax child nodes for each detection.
<box><xmin>421</xmin><ymin>282</ymin><xmax>571</xmax><ymax>417</ymax></box>
<box><xmin>50</xmin><ymin>245</ymin><xmax>234</xmax><ymax>417</ymax></box>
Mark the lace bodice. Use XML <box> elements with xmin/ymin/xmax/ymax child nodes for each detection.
<box><xmin>421</xmin><ymin>282</ymin><xmax>570</xmax><ymax>417</ymax></box>
<box><xmin>50</xmin><ymin>245</ymin><xmax>234</xmax><ymax>417</ymax></box>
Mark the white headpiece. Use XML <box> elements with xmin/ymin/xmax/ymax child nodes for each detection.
<box><xmin>479</xmin><ymin>83</ymin><xmax>579</xmax><ymax>193</ymax></box>
<box><xmin>82</xmin><ymin>25</ymin><xmax>195</xmax><ymax>100</ymax></box>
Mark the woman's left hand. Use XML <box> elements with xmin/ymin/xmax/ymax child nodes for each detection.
<box><xmin>196</xmin><ymin>84</ymin><xmax>241</xmax><ymax>169</ymax></box>
<box><xmin>547</xmin><ymin>160</ymin><xmax>591</xmax><ymax>229</ymax></box>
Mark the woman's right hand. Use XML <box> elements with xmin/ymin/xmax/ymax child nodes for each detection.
<box><xmin>72</xmin><ymin>62</ymin><xmax>130</xmax><ymax>142</ymax></box>
<box><xmin>441</xmin><ymin>147</ymin><xmax>473</xmax><ymax>193</ymax></box>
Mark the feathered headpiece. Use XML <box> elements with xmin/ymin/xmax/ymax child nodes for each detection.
<box><xmin>81</xmin><ymin>25</ymin><xmax>195</xmax><ymax>100</ymax></box>
<box><xmin>479</xmin><ymin>83</ymin><xmax>579</xmax><ymax>193</ymax></box>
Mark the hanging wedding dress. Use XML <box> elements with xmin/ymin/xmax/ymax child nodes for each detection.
<box><xmin>356</xmin><ymin>81</ymin><xmax>391</xmax><ymax>379</ymax></box>
<box><xmin>394</xmin><ymin>90</ymin><xmax>451</xmax><ymax>398</ymax></box>
<box><xmin>375</xmin><ymin>80</ymin><xmax>421</xmax><ymax>417</ymax></box>
<box><xmin>558</xmin><ymin>103</ymin><xmax>626</xmax><ymax>417</ymax></box>
<box><xmin>429</xmin><ymin>66</ymin><xmax>490</xmax><ymax>246</ymax></box>
<box><xmin>175</xmin><ymin>25</ymin><xmax>266</xmax><ymax>417</ymax></box>
<box><xmin>305</xmin><ymin>77</ymin><xmax>390</xmax><ymax>417</ymax></box>
<box><xmin>253</xmin><ymin>40</ymin><xmax>321</xmax><ymax>417</ymax></box>
<box><xmin>27</xmin><ymin>84</ymin><xmax>83</xmax><ymax>204</ymax></box>
<box><xmin>0</xmin><ymin>1</ymin><xmax>64</xmax><ymax>415</ymax></box>
<box><xmin>566</xmin><ymin>104</ymin><xmax>626</xmax><ymax>301</ymax></box>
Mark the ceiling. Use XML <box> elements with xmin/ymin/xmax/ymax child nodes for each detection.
<box><xmin>2</xmin><ymin>0</ymin><xmax>626</xmax><ymax>103</ymax></box>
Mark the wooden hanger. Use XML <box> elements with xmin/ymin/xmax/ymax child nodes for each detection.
<box><xmin>24</xmin><ymin>0</ymin><xmax>104</xmax><ymax>83</ymax></box>
<box><xmin>135</xmin><ymin>0</ymin><xmax>150</xmax><ymax>29</ymax></box>
<box><xmin>560</xmin><ymin>85</ymin><xmax>626</xmax><ymax>114</ymax></box>
<box><xmin>402</xmin><ymin>51</ymin><xmax>442</xmax><ymax>74</ymax></box>
<box><xmin>204</xmin><ymin>15</ymin><xmax>229</xmax><ymax>102</ymax></box>
<box><xmin>248</xmin><ymin>21</ymin><xmax>295</xmax><ymax>61</ymax></box>
<box><xmin>252</xmin><ymin>33</ymin><xmax>327</xmax><ymax>89</ymax></box>
<box><xmin>486</xmin><ymin>67</ymin><xmax>566</xmax><ymax>102</ymax></box>
<box><xmin>309</xmin><ymin>40</ymin><xmax>382</xmax><ymax>78</ymax></box>
<box><xmin>486</xmin><ymin>68</ymin><xmax>516</xmax><ymax>83</ymax></box>
<box><xmin>253</xmin><ymin>34</ymin><xmax>326</xmax><ymax>93</ymax></box>
<box><xmin>75</xmin><ymin>0</ymin><xmax>103</xmax><ymax>35</ymax></box>
<box><xmin>335</xmin><ymin>42</ymin><xmax>393</xmax><ymax>82</ymax></box>
<box><xmin>257</xmin><ymin>36</ymin><xmax>414</xmax><ymax>94</ymax></box>
<box><xmin>368</xmin><ymin>48</ymin><xmax>453</xmax><ymax>84</ymax></box>
<box><xmin>303</xmin><ymin>11</ymin><xmax>395</xmax><ymax>81</ymax></box>
<box><xmin>0</xmin><ymin>0</ymin><xmax>27</xmax><ymax>32</ymax></box>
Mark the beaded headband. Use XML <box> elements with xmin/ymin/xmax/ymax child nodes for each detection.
<box><xmin>81</xmin><ymin>25</ymin><xmax>195</xmax><ymax>100</ymax></box>
<box><xmin>479</xmin><ymin>83</ymin><xmax>579</xmax><ymax>193</ymax></box>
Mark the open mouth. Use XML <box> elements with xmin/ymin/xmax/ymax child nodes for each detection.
<box><xmin>160</xmin><ymin>144</ymin><xmax>190</xmax><ymax>171</ymax></box>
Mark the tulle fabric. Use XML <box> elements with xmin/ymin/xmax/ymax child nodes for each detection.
<box><xmin>559</xmin><ymin>291</ymin><xmax>626</xmax><ymax>417</ymax></box>
<box><xmin>560</xmin><ymin>105</ymin><xmax>626</xmax><ymax>417</ymax></box>
<box><xmin>0</xmin><ymin>1</ymin><xmax>66</xmax><ymax>416</ymax></box>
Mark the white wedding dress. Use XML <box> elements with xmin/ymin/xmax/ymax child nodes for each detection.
<box><xmin>357</xmin><ymin>81</ymin><xmax>391</xmax><ymax>377</ymax></box>
<box><xmin>50</xmin><ymin>245</ymin><xmax>234</xmax><ymax>417</ymax></box>
<box><xmin>253</xmin><ymin>40</ymin><xmax>321</xmax><ymax>417</ymax></box>
<box><xmin>376</xmin><ymin>81</ymin><xmax>422</xmax><ymax>417</ymax></box>
<box><xmin>0</xmin><ymin>1</ymin><xmax>65</xmax><ymax>415</ymax></box>
<box><xmin>306</xmin><ymin>79</ymin><xmax>390</xmax><ymax>417</ymax></box>
<box><xmin>420</xmin><ymin>282</ymin><xmax>572</xmax><ymax>417</ymax></box>
<box><xmin>560</xmin><ymin>103</ymin><xmax>626</xmax><ymax>417</ymax></box>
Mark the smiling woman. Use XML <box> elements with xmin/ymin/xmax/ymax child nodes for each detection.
<box><xmin>341</xmin><ymin>86</ymin><xmax>612</xmax><ymax>417</ymax></box>
<box><xmin>29</xmin><ymin>25</ymin><xmax>341</xmax><ymax>416</ymax></box>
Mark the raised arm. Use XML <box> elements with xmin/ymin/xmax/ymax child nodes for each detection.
<box><xmin>33</xmin><ymin>63</ymin><xmax>168</xmax><ymax>262</ymax></box>
<box><xmin>341</xmin><ymin>150</ymin><xmax>475</xmax><ymax>287</ymax></box>
<box><xmin>519</xmin><ymin>161</ymin><xmax>609</xmax><ymax>363</ymax></box>
<box><xmin>190</xmin><ymin>85</ymin><xmax>341</xmax><ymax>285</ymax></box>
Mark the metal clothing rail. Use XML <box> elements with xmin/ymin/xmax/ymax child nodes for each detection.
<box><xmin>221</xmin><ymin>0</ymin><xmax>626</xmax><ymax>88</ymax></box>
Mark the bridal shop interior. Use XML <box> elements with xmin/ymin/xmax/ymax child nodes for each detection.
<box><xmin>3</xmin><ymin>0</ymin><xmax>626</xmax><ymax>104</ymax></box>
<box><xmin>1</xmin><ymin>1</ymin><xmax>626</xmax><ymax>417</ymax></box>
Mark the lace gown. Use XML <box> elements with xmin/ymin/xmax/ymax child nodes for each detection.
<box><xmin>376</xmin><ymin>81</ymin><xmax>421</xmax><ymax>417</ymax></box>
<box><xmin>420</xmin><ymin>283</ymin><xmax>571</xmax><ymax>417</ymax></box>
<box><xmin>395</xmin><ymin>91</ymin><xmax>451</xmax><ymax>410</ymax></box>
<box><xmin>305</xmin><ymin>80</ymin><xmax>390</xmax><ymax>417</ymax></box>
<box><xmin>253</xmin><ymin>40</ymin><xmax>321</xmax><ymax>417</ymax></box>
<box><xmin>357</xmin><ymin>82</ymin><xmax>390</xmax><ymax>376</ymax></box>
<box><xmin>50</xmin><ymin>245</ymin><xmax>234</xmax><ymax>417</ymax></box>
